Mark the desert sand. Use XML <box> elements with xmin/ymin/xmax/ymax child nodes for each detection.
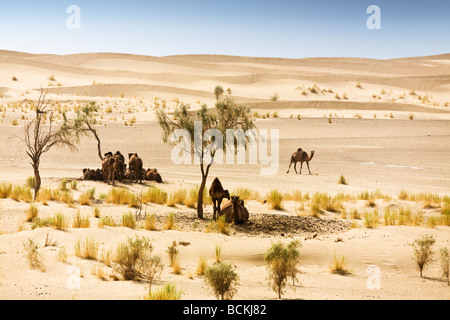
<box><xmin>0</xmin><ymin>50</ymin><xmax>449</xmax><ymax>300</ymax></box>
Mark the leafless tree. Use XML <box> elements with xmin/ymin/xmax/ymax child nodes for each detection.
<box><xmin>17</xmin><ymin>88</ymin><xmax>78</xmax><ymax>199</ymax></box>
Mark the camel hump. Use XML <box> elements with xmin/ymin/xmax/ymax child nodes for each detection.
<box><xmin>297</xmin><ymin>148</ymin><xmax>303</xmax><ymax>152</ymax></box>
<box><xmin>210</xmin><ymin>177</ymin><xmax>224</xmax><ymax>195</ymax></box>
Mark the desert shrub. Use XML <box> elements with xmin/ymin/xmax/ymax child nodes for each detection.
<box><xmin>329</xmin><ymin>253</ymin><xmax>351</xmax><ymax>275</ymax></box>
<box><xmin>10</xmin><ymin>185</ymin><xmax>33</xmax><ymax>202</ymax></box>
<box><xmin>144</xmin><ymin>213</ymin><xmax>158</xmax><ymax>231</ymax></box>
<box><xmin>204</xmin><ymin>262</ymin><xmax>239</xmax><ymax>300</ymax></box>
<box><xmin>79</xmin><ymin>188</ymin><xmax>95</xmax><ymax>206</ymax></box>
<box><xmin>233</xmin><ymin>188</ymin><xmax>260</xmax><ymax>201</ymax></box>
<box><xmin>263</xmin><ymin>240</ymin><xmax>302</xmax><ymax>298</ymax></box>
<box><xmin>98</xmin><ymin>216</ymin><xmax>116</xmax><ymax>228</ymax></box>
<box><xmin>93</xmin><ymin>206</ymin><xmax>101</xmax><ymax>218</ymax></box>
<box><xmin>338</xmin><ymin>175</ymin><xmax>348</xmax><ymax>185</ymax></box>
<box><xmin>167</xmin><ymin>241</ymin><xmax>179</xmax><ymax>268</ymax></box>
<box><xmin>53</xmin><ymin>212</ymin><xmax>68</xmax><ymax>230</ymax></box>
<box><xmin>122</xmin><ymin>211</ymin><xmax>136</xmax><ymax>229</ymax></box>
<box><xmin>60</xmin><ymin>191</ymin><xmax>74</xmax><ymax>207</ymax></box>
<box><xmin>75</xmin><ymin>238</ymin><xmax>99</xmax><ymax>260</ymax></box>
<box><xmin>22</xmin><ymin>238</ymin><xmax>44</xmax><ymax>270</ymax></box>
<box><xmin>266</xmin><ymin>190</ymin><xmax>284</xmax><ymax>210</ymax></box>
<box><xmin>26</xmin><ymin>176</ymin><xmax>36</xmax><ymax>189</ymax></box>
<box><xmin>196</xmin><ymin>256</ymin><xmax>208</xmax><ymax>275</ymax></box>
<box><xmin>215</xmin><ymin>244</ymin><xmax>222</xmax><ymax>263</ymax></box>
<box><xmin>72</xmin><ymin>210</ymin><xmax>90</xmax><ymax>228</ymax></box>
<box><xmin>206</xmin><ymin>215</ymin><xmax>232</xmax><ymax>235</ymax></box>
<box><xmin>142</xmin><ymin>187</ymin><xmax>167</xmax><ymax>205</ymax></box>
<box><xmin>163</xmin><ymin>212</ymin><xmax>175</xmax><ymax>230</ymax></box>
<box><xmin>138</xmin><ymin>254</ymin><xmax>164</xmax><ymax>291</ymax></box>
<box><xmin>412</xmin><ymin>235</ymin><xmax>435</xmax><ymax>277</ymax></box>
<box><xmin>270</xmin><ymin>93</ymin><xmax>279</xmax><ymax>102</ymax></box>
<box><xmin>440</xmin><ymin>248</ymin><xmax>449</xmax><ymax>286</ymax></box>
<box><xmin>144</xmin><ymin>283</ymin><xmax>183</xmax><ymax>300</ymax></box>
<box><xmin>26</xmin><ymin>204</ymin><xmax>39</xmax><ymax>222</ymax></box>
<box><xmin>113</xmin><ymin>236</ymin><xmax>153</xmax><ymax>280</ymax></box>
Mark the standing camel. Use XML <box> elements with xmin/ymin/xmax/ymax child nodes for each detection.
<box><xmin>209</xmin><ymin>178</ymin><xmax>230</xmax><ymax>220</ymax></box>
<box><xmin>287</xmin><ymin>148</ymin><xmax>315</xmax><ymax>175</ymax></box>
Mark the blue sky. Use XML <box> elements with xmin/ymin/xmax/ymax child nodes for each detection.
<box><xmin>0</xmin><ymin>0</ymin><xmax>449</xmax><ymax>59</ymax></box>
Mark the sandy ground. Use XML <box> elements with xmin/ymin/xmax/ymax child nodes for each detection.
<box><xmin>0</xmin><ymin>51</ymin><xmax>449</xmax><ymax>300</ymax></box>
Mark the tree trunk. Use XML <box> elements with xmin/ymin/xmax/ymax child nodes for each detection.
<box><xmin>197</xmin><ymin>175</ymin><xmax>207</xmax><ymax>219</ymax></box>
<box><xmin>197</xmin><ymin>162</ymin><xmax>212</xmax><ymax>220</ymax></box>
<box><xmin>33</xmin><ymin>163</ymin><xmax>41</xmax><ymax>200</ymax></box>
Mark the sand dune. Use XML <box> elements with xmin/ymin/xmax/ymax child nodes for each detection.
<box><xmin>1</xmin><ymin>50</ymin><xmax>449</xmax><ymax>108</ymax></box>
<box><xmin>0</xmin><ymin>51</ymin><xmax>449</xmax><ymax>300</ymax></box>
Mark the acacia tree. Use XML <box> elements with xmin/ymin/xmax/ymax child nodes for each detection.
<box><xmin>18</xmin><ymin>89</ymin><xmax>78</xmax><ymax>199</ymax></box>
<box><xmin>157</xmin><ymin>97</ymin><xmax>255</xmax><ymax>219</ymax></box>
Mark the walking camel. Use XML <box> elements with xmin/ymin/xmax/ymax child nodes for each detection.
<box><xmin>287</xmin><ymin>148</ymin><xmax>315</xmax><ymax>175</ymax></box>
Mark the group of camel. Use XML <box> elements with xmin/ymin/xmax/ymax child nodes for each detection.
<box><xmin>209</xmin><ymin>148</ymin><xmax>314</xmax><ymax>224</ymax></box>
<box><xmin>81</xmin><ymin>147</ymin><xmax>313</xmax><ymax>224</ymax></box>
<box><xmin>82</xmin><ymin>151</ymin><xmax>162</xmax><ymax>184</ymax></box>
<box><xmin>209</xmin><ymin>177</ymin><xmax>249</xmax><ymax>224</ymax></box>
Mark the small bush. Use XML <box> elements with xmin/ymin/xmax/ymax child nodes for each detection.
<box><xmin>122</xmin><ymin>211</ymin><xmax>136</xmax><ymax>229</ymax></box>
<box><xmin>412</xmin><ymin>234</ymin><xmax>435</xmax><ymax>277</ymax></box>
<box><xmin>267</xmin><ymin>190</ymin><xmax>284</xmax><ymax>210</ymax></box>
<box><xmin>98</xmin><ymin>216</ymin><xmax>116</xmax><ymax>228</ymax></box>
<box><xmin>338</xmin><ymin>175</ymin><xmax>347</xmax><ymax>185</ymax></box>
<box><xmin>167</xmin><ymin>241</ymin><xmax>179</xmax><ymax>268</ymax></box>
<box><xmin>329</xmin><ymin>253</ymin><xmax>351</xmax><ymax>275</ymax></box>
<box><xmin>144</xmin><ymin>213</ymin><xmax>158</xmax><ymax>231</ymax></box>
<box><xmin>26</xmin><ymin>176</ymin><xmax>36</xmax><ymax>189</ymax></box>
<box><xmin>72</xmin><ymin>210</ymin><xmax>90</xmax><ymax>228</ymax></box>
<box><xmin>163</xmin><ymin>212</ymin><xmax>175</xmax><ymax>230</ymax></box>
<box><xmin>270</xmin><ymin>93</ymin><xmax>279</xmax><ymax>102</ymax></box>
<box><xmin>144</xmin><ymin>283</ymin><xmax>183</xmax><ymax>300</ymax></box>
<box><xmin>114</xmin><ymin>236</ymin><xmax>153</xmax><ymax>280</ymax></box>
<box><xmin>26</xmin><ymin>204</ymin><xmax>39</xmax><ymax>222</ymax></box>
<box><xmin>22</xmin><ymin>238</ymin><xmax>44</xmax><ymax>270</ymax></box>
<box><xmin>204</xmin><ymin>262</ymin><xmax>239</xmax><ymax>300</ymax></box>
<box><xmin>143</xmin><ymin>187</ymin><xmax>168</xmax><ymax>205</ymax></box>
<box><xmin>53</xmin><ymin>212</ymin><xmax>68</xmax><ymax>230</ymax></box>
<box><xmin>196</xmin><ymin>256</ymin><xmax>208</xmax><ymax>275</ymax></box>
<box><xmin>75</xmin><ymin>238</ymin><xmax>99</xmax><ymax>260</ymax></box>
<box><xmin>263</xmin><ymin>240</ymin><xmax>301</xmax><ymax>298</ymax></box>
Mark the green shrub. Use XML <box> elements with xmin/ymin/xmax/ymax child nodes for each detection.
<box><xmin>204</xmin><ymin>262</ymin><xmax>239</xmax><ymax>300</ymax></box>
<box><xmin>263</xmin><ymin>240</ymin><xmax>301</xmax><ymax>298</ymax></box>
<box><xmin>412</xmin><ymin>235</ymin><xmax>435</xmax><ymax>277</ymax></box>
<box><xmin>113</xmin><ymin>236</ymin><xmax>153</xmax><ymax>280</ymax></box>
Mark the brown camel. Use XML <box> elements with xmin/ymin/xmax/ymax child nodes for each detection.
<box><xmin>102</xmin><ymin>153</ymin><xmax>116</xmax><ymax>185</ymax></box>
<box><xmin>113</xmin><ymin>151</ymin><xmax>125</xmax><ymax>182</ymax></box>
<box><xmin>209</xmin><ymin>178</ymin><xmax>230</xmax><ymax>220</ymax></box>
<box><xmin>219</xmin><ymin>196</ymin><xmax>249</xmax><ymax>224</ymax></box>
<box><xmin>145</xmin><ymin>169</ymin><xmax>163</xmax><ymax>183</ymax></box>
<box><xmin>287</xmin><ymin>149</ymin><xmax>315</xmax><ymax>175</ymax></box>
<box><xmin>128</xmin><ymin>153</ymin><xmax>143</xmax><ymax>183</ymax></box>
<box><xmin>82</xmin><ymin>169</ymin><xmax>95</xmax><ymax>180</ymax></box>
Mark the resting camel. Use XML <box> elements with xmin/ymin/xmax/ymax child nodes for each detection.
<box><xmin>287</xmin><ymin>148</ymin><xmax>315</xmax><ymax>175</ymax></box>
<box><xmin>128</xmin><ymin>153</ymin><xmax>143</xmax><ymax>183</ymax></box>
<box><xmin>209</xmin><ymin>178</ymin><xmax>230</xmax><ymax>220</ymax></box>
<box><xmin>219</xmin><ymin>195</ymin><xmax>249</xmax><ymax>224</ymax></box>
